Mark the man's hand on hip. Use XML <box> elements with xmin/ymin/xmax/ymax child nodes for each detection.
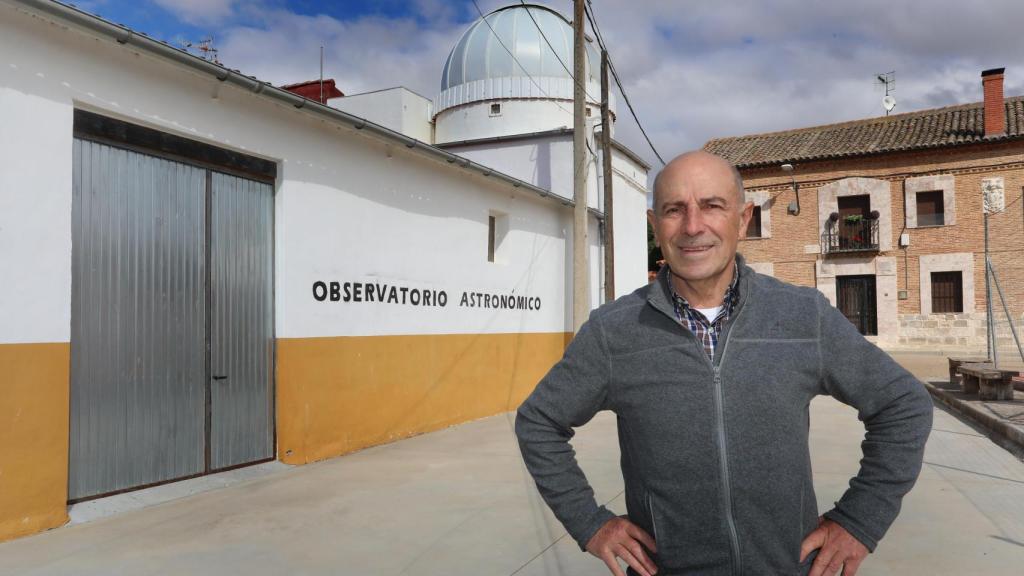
<box><xmin>801</xmin><ymin>517</ymin><xmax>869</xmax><ymax>576</ymax></box>
<box><xmin>585</xmin><ymin>517</ymin><xmax>659</xmax><ymax>576</ymax></box>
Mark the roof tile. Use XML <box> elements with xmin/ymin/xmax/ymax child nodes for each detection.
<box><xmin>704</xmin><ymin>96</ymin><xmax>1024</xmax><ymax>168</ymax></box>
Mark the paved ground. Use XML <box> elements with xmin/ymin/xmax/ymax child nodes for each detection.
<box><xmin>893</xmin><ymin>352</ymin><xmax>1024</xmax><ymax>460</ymax></box>
<box><xmin>2</xmin><ymin>353</ymin><xmax>1023</xmax><ymax>575</ymax></box>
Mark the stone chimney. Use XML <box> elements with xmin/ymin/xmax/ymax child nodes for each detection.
<box><xmin>982</xmin><ymin>68</ymin><xmax>1005</xmax><ymax>137</ymax></box>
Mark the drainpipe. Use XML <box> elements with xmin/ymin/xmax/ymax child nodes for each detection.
<box><xmin>899</xmin><ymin>181</ymin><xmax>909</xmax><ymax>305</ymax></box>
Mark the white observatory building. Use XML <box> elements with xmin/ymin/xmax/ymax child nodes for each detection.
<box><xmin>0</xmin><ymin>0</ymin><xmax>651</xmax><ymax>541</ymax></box>
<box><xmin>334</xmin><ymin>3</ymin><xmax>651</xmax><ymax>302</ymax></box>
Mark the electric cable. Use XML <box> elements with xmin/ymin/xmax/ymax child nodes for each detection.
<box><xmin>518</xmin><ymin>0</ymin><xmax>600</xmax><ymax>103</ymax></box>
<box><xmin>584</xmin><ymin>0</ymin><xmax>666</xmax><ymax>166</ymax></box>
<box><xmin>469</xmin><ymin>0</ymin><xmax>574</xmax><ymax>118</ymax></box>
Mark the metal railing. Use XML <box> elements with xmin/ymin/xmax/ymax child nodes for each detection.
<box><xmin>822</xmin><ymin>218</ymin><xmax>880</xmax><ymax>254</ymax></box>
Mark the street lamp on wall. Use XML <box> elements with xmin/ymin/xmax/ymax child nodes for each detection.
<box><xmin>781</xmin><ymin>163</ymin><xmax>800</xmax><ymax>215</ymax></box>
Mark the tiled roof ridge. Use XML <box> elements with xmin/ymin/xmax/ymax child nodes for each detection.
<box><xmin>705</xmin><ymin>95</ymin><xmax>1024</xmax><ymax>146</ymax></box>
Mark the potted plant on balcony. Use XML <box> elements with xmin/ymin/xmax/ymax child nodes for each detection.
<box><xmin>840</xmin><ymin>214</ymin><xmax>869</xmax><ymax>249</ymax></box>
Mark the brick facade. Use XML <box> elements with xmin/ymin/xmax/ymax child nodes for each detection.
<box><xmin>736</xmin><ymin>142</ymin><xmax>1024</xmax><ymax>351</ymax></box>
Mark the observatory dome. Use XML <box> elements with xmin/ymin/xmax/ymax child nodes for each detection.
<box><xmin>440</xmin><ymin>4</ymin><xmax>598</xmax><ymax>92</ymax></box>
<box><xmin>434</xmin><ymin>3</ymin><xmax>612</xmax><ymax>143</ymax></box>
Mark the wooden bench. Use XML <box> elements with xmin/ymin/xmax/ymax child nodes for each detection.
<box><xmin>948</xmin><ymin>357</ymin><xmax>989</xmax><ymax>390</ymax></box>
<box><xmin>957</xmin><ymin>363</ymin><xmax>1018</xmax><ymax>401</ymax></box>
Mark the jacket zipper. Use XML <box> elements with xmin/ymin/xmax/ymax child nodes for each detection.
<box><xmin>647</xmin><ymin>491</ymin><xmax>659</xmax><ymax>542</ymax></box>
<box><xmin>712</xmin><ymin>365</ymin><xmax>742</xmax><ymax>575</ymax></box>
<box><xmin>669</xmin><ymin>307</ymin><xmax>746</xmax><ymax>574</ymax></box>
<box><xmin>660</xmin><ymin>270</ymin><xmax>747</xmax><ymax>574</ymax></box>
<box><xmin>711</xmin><ymin>303</ymin><xmax>746</xmax><ymax>575</ymax></box>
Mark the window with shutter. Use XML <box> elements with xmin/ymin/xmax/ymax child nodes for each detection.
<box><xmin>487</xmin><ymin>215</ymin><xmax>496</xmax><ymax>262</ymax></box>
<box><xmin>916</xmin><ymin>191</ymin><xmax>945</xmax><ymax>226</ymax></box>
<box><xmin>931</xmin><ymin>271</ymin><xmax>963</xmax><ymax>313</ymax></box>
<box><xmin>746</xmin><ymin>206</ymin><xmax>762</xmax><ymax>238</ymax></box>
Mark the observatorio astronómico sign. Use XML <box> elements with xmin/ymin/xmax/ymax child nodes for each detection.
<box><xmin>312</xmin><ymin>281</ymin><xmax>541</xmax><ymax>310</ymax></box>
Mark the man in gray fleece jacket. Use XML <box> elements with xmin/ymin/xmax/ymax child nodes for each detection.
<box><xmin>515</xmin><ymin>151</ymin><xmax>933</xmax><ymax>576</ymax></box>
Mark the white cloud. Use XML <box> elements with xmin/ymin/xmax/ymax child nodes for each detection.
<box><xmin>580</xmin><ymin>0</ymin><xmax>1024</xmax><ymax>166</ymax></box>
<box><xmin>217</xmin><ymin>8</ymin><xmax>460</xmax><ymax>97</ymax></box>
<box><xmin>208</xmin><ymin>0</ymin><xmax>1024</xmax><ymax>171</ymax></box>
<box><xmin>153</xmin><ymin>0</ymin><xmax>235</xmax><ymax>26</ymax></box>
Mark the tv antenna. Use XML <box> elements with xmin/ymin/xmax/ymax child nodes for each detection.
<box><xmin>875</xmin><ymin>71</ymin><xmax>895</xmax><ymax>115</ymax></box>
<box><xmin>181</xmin><ymin>36</ymin><xmax>221</xmax><ymax>65</ymax></box>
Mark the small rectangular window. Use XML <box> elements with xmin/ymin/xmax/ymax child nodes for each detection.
<box><xmin>746</xmin><ymin>206</ymin><xmax>762</xmax><ymax>238</ymax></box>
<box><xmin>487</xmin><ymin>215</ymin><xmax>496</xmax><ymax>262</ymax></box>
<box><xmin>931</xmin><ymin>271</ymin><xmax>963</xmax><ymax>313</ymax></box>
<box><xmin>489</xmin><ymin>103</ymin><xmax>501</xmax><ymax>116</ymax></box>
<box><xmin>916</xmin><ymin>191</ymin><xmax>944</xmax><ymax>226</ymax></box>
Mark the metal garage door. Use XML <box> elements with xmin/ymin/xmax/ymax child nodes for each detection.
<box><xmin>210</xmin><ymin>172</ymin><xmax>274</xmax><ymax>471</ymax></box>
<box><xmin>70</xmin><ymin>136</ymin><xmax>274</xmax><ymax>501</ymax></box>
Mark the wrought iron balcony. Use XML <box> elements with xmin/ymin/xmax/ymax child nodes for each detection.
<box><xmin>821</xmin><ymin>217</ymin><xmax>880</xmax><ymax>254</ymax></box>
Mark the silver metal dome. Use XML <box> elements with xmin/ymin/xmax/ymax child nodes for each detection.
<box><xmin>436</xmin><ymin>2</ymin><xmax>602</xmax><ymax>119</ymax></box>
<box><xmin>440</xmin><ymin>4</ymin><xmax>598</xmax><ymax>92</ymax></box>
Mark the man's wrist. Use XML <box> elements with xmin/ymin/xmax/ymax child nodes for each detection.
<box><xmin>822</xmin><ymin>509</ymin><xmax>877</xmax><ymax>552</ymax></box>
<box><xmin>575</xmin><ymin>506</ymin><xmax>619</xmax><ymax>552</ymax></box>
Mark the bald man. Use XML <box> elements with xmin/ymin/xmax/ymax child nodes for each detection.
<box><xmin>515</xmin><ymin>151</ymin><xmax>932</xmax><ymax>576</ymax></box>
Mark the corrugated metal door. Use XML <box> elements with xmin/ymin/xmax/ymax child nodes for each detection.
<box><xmin>70</xmin><ymin>140</ymin><xmax>207</xmax><ymax>499</ymax></box>
<box><xmin>70</xmin><ymin>139</ymin><xmax>274</xmax><ymax>500</ymax></box>
<box><xmin>210</xmin><ymin>173</ymin><xmax>274</xmax><ymax>470</ymax></box>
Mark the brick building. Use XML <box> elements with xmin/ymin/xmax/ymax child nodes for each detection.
<box><xmin>705</xmin><ymin>68</ymin><xmax>1024</xmax><ymax>353</ymax></box>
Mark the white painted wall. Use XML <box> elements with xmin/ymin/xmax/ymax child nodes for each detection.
<box><xmin>442</xmin><ymin>133</ymin><xmax>569</xmax><ymax>197</ymax></box>
<box><xmin>279</xmin><ymin>148</ymin><xmax>574</xmax><ymax>337</ymax></box>
<box><xmin>609</xmin><ymin>152</ymin><xmax>651</xmax><ymax>298</ymax></box>
<box><xmin>436</xmin><ymin>100</ymin><xmax>584</xmax><ymax>144</ymax></box>
<box><xmin>444</xmin><ymin>131</ymin><xmax>650</xmax><ymax>301</ymax></box>
<box><xmin>330</xmin><ymin>87</ymin><xmax>433</xmax><ymax>143</ymax></box>
<box><xmin>0</xmin><ymin>2</ymin><xmax>580</xmax><ymax>341</ymax></box>
<box><xmin>441</xmin><ymin>131</ymin><xmax>638</xmax><ymax>215</ymax></box>
<box><xmin>0</xmin><ymin>83</ymin><xmax>73</xmax><ymax>343</ymax></box>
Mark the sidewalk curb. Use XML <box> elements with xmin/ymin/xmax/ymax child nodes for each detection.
<box><xmin>924</xmin><ymin>381</ymin><xmax>1024</xmax><ymax>452</ymax></box>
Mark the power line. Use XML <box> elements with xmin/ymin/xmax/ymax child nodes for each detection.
<box><xmin>469</xmin><ymin>0</ymin><xmax>665</xmax><ymax>167</ymax></box>
<box><xmin>586</xmin><ymin>1</ymin><xmax>665</xmax><ymax>166</ymax></box>
<box><xmin>583</xmin><ymin>0</ymin><xmax>607</xmax><ymax>47</ymax></box>
<box><xmin>585</xmin><ymin>0</ymin><xmax>663</xmax><ymax>166</ymax></box>
<box><xmin>469</xmin><ymin>0</ymin><xmax>574</xmax><ymax>118</ymax></box>
<box><xmin>518</xmin><ymin>0</ymin><xmax>600</xmax><ymax>103</ymax></box>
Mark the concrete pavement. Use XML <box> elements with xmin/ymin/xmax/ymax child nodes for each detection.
<box><xmin>1</xmin><ymin>354</ymin><xmax>1023</xmax><ymax>575</ymax></box>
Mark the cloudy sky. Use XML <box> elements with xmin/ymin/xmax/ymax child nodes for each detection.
<box><xmin>80</xmin><ymin>0</ymin><xmax>1024</xmax><ymax>170</ymax></box>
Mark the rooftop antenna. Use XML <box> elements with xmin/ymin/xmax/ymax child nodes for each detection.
<box><xmin>319</xmin><ymin>45</ymin><xmax>324</xmax><ymax>103</ymax></box>
<box><xmin>876</xmin><ymin>71</ymin><xmax>896</xmax><ymax>115</ymax></box>
<box><xmin>181</xmin><ymin>36</ymin><xmax>220</xmax><ymax>65</ymax></box>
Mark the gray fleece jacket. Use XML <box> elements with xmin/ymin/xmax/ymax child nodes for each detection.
<box><xmin>515</xmin><ymin>256</ymin><xmax>933</xmax><ymax>575</ymax></box>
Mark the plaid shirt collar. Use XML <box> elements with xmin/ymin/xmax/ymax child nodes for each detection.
<box><xmin>668</xmin><ymin>263</ymin><xmax>741</xmax><ymax>361</ymax></box>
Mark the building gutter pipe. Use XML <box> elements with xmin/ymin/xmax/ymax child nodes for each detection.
<box><xmin>17</xmin><ymin>0</ymin><xmax>588</xmax><ymax>212</ymax></box>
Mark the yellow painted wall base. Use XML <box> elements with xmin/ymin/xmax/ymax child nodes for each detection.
<box><xmin>0</xmin><ymin>342</ymin><xmax>70</xmax><ymax>542</ymax></box>
<box><xmin>277</xmin><ymin>332</ymin><xmax>570</xmax><ymax>464</ymax></box>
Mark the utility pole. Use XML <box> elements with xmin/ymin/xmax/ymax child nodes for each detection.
<box><xmin>572</xmin><ymin>0</ymin><xmax>589</xmax><ymax>333</ymax></box>
<box><xmin>600</xmin><ymin>48</ymin><xmax>614</xmax><ymax>303</ymax></box>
